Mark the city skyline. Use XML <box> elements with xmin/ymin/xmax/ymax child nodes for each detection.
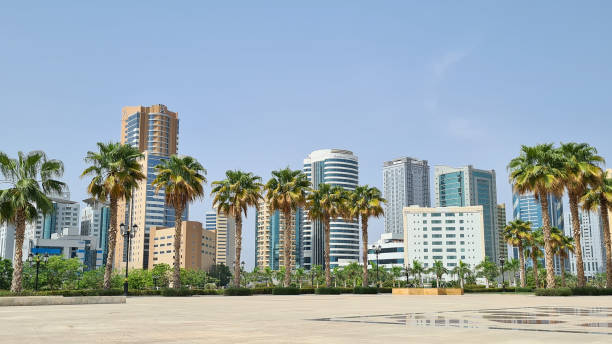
<box><xmin>2</xmin><ymin>2</ymin><xmax>612</xmax><ymax>269</ymax></box>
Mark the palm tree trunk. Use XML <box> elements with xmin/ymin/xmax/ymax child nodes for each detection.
<box><xmin>10</xmin><ymin>209</ymin><xmax>26</xmax><ymax>292</ymax></box>
<box><xmin>539</xmin><ymin>195</ymin><xmax>556</xmax><ymax>288</ymax></box>
<box><xmin>518</xmin><ymin>245</ymin><xmax>526</xmax><ymax>288</ymax></box>
<box><xmin>283</xmin><ymin>209</ymin><xmax>292</xmax><ymax>287</ymax></box>
<box><xmin>234</xmin><ymin>216</ymin><xmax>242</xmax><ymax>287</ymax></box>
<box><xmin>172</xmin><ymin>204</ymin><xmax>184</xmax><ymax>288</ymax></box>
<box><xmin>103</xmin><ymin>197</ymin><xmax>118</xmax><ymax>289</ymax></box>
<box><xmin>569</xmin><ymin>192</ymin><xmax>586</xmax><ymax>287</ymax></box>
<box><xmin>324</xmin><ymin>217</ymin><xmax>331</xmax><ymax>287</ymax></box>
<box><xmin>532</xmin><ymin>249</ymin><xmax>539</xmax><ymax>288</ymax></box>
<box><xmin>561</xmin><ymin>256</ymin><xmax>566</xmax><ymax>287</ymax></box>
<box><xmin>600</xmin><ymin>198</ymin><xmax>612</xmax><ymax>288</ymax></box>
<box><xmin>361</xmin><ymin>215</ymin><xmax>369</xmax><ymax>287</ymax></box>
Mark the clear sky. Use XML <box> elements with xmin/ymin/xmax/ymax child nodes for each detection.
<box><xmin>2</xmin><ymin>1</ymin><xmax>611</xmax><ymax>269</ymax></box>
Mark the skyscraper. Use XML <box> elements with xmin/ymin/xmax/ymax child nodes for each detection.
<box><xmin>205</xmin><ymin>212</ymin><xmax>217</xmax><ymax>231</ymax></box>
<box><xmin>383</xmin><ymin>157</ymin><xmax>430</xmax><ymax>235</ymax></box>
<box><xmin>564</xmin><ymin>209</ymin><xmax>605</xmax><ymax>277</ymax></box>
<box><xmin>81</xmin><ymin>198</ymin><xmax>111</xmax><ymax>264</ymax></box>
<box><xmin>255</xmin><ymin>198</ymin><xmax>302</xmax><ymax>270</ymax></box>
<box><xmin>511</xmin><ymin>191</ymin><xmax>564</xmax><ymax>270</ymax></box>
<box><xmin>512</xmin><ymin>192</ymin><xmax>564</xmax><ymax>230</ymax></box>
<box><xmin>214</xmin><ymin>211</ymin><xmax>236</xmax><ymax>267</ymax></box>
<box><xmin>434</xmin><ymin>165</ymin><xmax>499</xmax><ymax>262</ymax></box>
<box><xmin>302</xmin><ymin>149</ymin><xmax>359</xmax><ymax>269</ymax></box>
<box><xmin>497</xmin><ymin>204</ymin><xmax>508</xmax><ymax>260</ymax></box>
<box><xmin>114</xmin><ymin>104</ymin><xmax>186</xmax><ymax>270</ymax></box>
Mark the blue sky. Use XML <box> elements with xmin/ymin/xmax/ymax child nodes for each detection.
<box><xmin>2</xmin><ymin>1</ymin><xmax>611</xmax><ymax>269</ymax></box>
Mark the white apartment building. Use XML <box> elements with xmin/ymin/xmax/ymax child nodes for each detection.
<box><xmin>403</xmin><ymin>205</ymin><xmax>485</xmax><ymax>281</ymax></box>
<box><xmin>302</xmin><ymin>149</ymin><xmax>359</xmax><ymax>269</ymax></box>
<box><xmin>367</xmin><ymin>232</ymin><xmax>405</xmax><ymax>269</ymax></box>
<box><xmin>0</xmin><ymin>223</ymin><xmax>15</xmax><ymax>261</ymax></box>
<box><xmin>29</xmin><ymin>227</ymin><xmax>103</xmax><ymax>270</ymax></box>
<box><xmin>565</xmin><ymin>209</ymin><xmax>606</xmax><ymax>278</ymax></box>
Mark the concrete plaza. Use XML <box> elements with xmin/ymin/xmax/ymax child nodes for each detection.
<box><xmin>0</xmin><ymin>294</ymin><xmax>611</xmax><ymax>343</ymax></box>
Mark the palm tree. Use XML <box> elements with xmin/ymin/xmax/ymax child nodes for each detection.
<box><xmin>411</xmin><ymin>260</ymin><xmax>424</xmax><ymax>287</ymax></box>
<box><xmin>295</xmin><ymin>267</ymin><xmax>305</xmax><ymax>288</ymax></box>
<box><xmin>152</xmin><ymin>155</ymin><xmax>206</xmax><ymax>288</ymax></box>
<box><xmin>508</xmin><ymin>144</ymin><xmax>565</xmax><ymax>288</ymax></box>
<box><xmin>429</xmin><ymin>260</ymin><xmax>448</xmax><ymax>288</ymax></box>
<box><xmin>551</xmin><ymin>230</ymin><xmax>574</xmax><ymax>288</ymax></box>
<box><xmin>581</xmin><ymin>174</ymin><xmax>612</xmax><ymax>288</ymax></box>
<box><xmin>305</xmin><ymin>184</ymin><xmax>346</xmax><ymax>287</ymax></box>
<box><xmin>452</xmin><ymin>260</ymin><xmax>471</xmax><ymax>289</ymax></box>
<box><xmin>263</xmin><ymin>266</ymin><xmax>273</xmax><ymax>287</ymax></box>
<box><xmin>81</xmin><ymin>143</ymin><xmax>145</xmax><ymax>289</ymax></box>
<box><xmin>558</xmin><ymin>142</ymin><xmax>604</xmax><ymax>287</ymax></box>
<box><xmin>390</xmin><ymin>266</ymin><xmax>402</xmax><ymax>287</ymax></box>
<box><xmin>526</xmin><ymin>229</ymin><xmax>544</xmax><ymax>288</ymax></box>
<box><xmin>0</xmin><ymin>151</ymin><xmax>66</xmax><ymax>292</ymax></box>
<box><xmin>344</xmin><ymin>185</ymin><xmax>385</xmax><ymax>287</ymax></box>
<box><xmin>502</xmin><ymin>219</ymin><xmax>532</xmax><ymax>287</ymax></box>
<box><xmin>505</xmin><ymin>258</ymin><xmax>520</xmax><ymax>287</ymax></box>
<box><xmin>312</xmin><ymin>265</ymin><xmax>323</xmax><ymax>288</ymax></box>
<box><xmin>264</xmin><ymin>168</ymin><xmax>310</xmax><ymax>287</ymax></box>
<box><xmin>211</xmin><ymin>170</ymin><xmax>263</xmax><ymax>287</ymax></box>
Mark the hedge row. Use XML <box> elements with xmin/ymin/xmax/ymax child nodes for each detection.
<box><xmin>536</xmin><ymin>287</ymin><xmax>612</xmax><ymax>296</ymax></box>
<box><xmin>535</xmin><ymin>288</ymin><xmax>573</xmax><ymax>296</ymax></box>
<box><xmin>464</xmin><ymin>287</ymin><xmax>534</xmax><ymax>293</ymax></box>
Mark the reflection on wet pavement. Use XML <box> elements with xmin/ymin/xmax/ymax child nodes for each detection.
<box><xmin>311</xmin><ymin>307</ymin><xmax>612</xmax><ymax>335</ymax></box>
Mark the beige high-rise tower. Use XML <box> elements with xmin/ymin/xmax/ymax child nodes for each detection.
<box><xmin>255</xmin><ymin>199</ymin><xmax>299</xmax><ymax>270</ymax></box>
<box><xmin>114</xmin><ymin>104</ymin><xmax>182</xmax><ymax>270</ymax></box>
<box><xmin>214</xmin><ymin>211</ymin><xmax>236</xmax><ymax>268</ymax></box>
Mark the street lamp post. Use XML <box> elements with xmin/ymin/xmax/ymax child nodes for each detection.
<box><xmin>120</xmin><ymin>223</ymin><xmax>138</xmax><ymax>296</ymax></box>
<box><xmin>28</xmin><ymin>253</ymin><xmax>48</xmax><ymax>291</ymax></box>
<box><xmin>371</xmin><ymin>244</ymin><xmax>381</xmax><ymax>287</ymax></box>
<box><xmin>499</xmin><ymin>256</ymin><xmax>506</xmax><ymax>288</ymax></box>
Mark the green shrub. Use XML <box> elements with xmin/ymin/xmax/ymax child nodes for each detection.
<box><xmin>535</xmin><ymin>288</ymin><xmax>572</xmax><ymax>296</ymax></box>
<box><xmin>251</xmin><ymin>287</ymin><xmax>273</xmax><ymax>295</ymax></box>
<box><xmin>515</xmin><ymin>287</ymin><xmax>533</xmax><ymax>293</ymax></box>
<box><xmin>464</xmin><ymin>287</ymin><xmax>517</xmax><ymax>293</ymax></box>
<box><xmin>224</xmin><ymin>288</ymin><xmax>253</xmax><ymax>296</ymax></box>
<box><xmin>161</xmin><ymin>288</ymin><xmax>192</xmax><ymax>297</ymax></box>
<box><xmin>377</xmin><ymin>287</ymin><xmax>392</xmax><ymax>293</ymax></box>
<box><xmin>315</xmin><ymin>287</ymin><xmax>342</xmax><ymax>295</ymax></box>
<box><xmin>353</xmin><ymin>287</ymin><xmax>378</xmax><ymax>294</ymax></box>
<box><xmin>128</xmin><ymin>289</ymin><xmax>161</xmax><ymax>296</ymax></box>
<box><xmin>299</xmin><ymin>288</ymin><xmax>315</xmax><ymax>294</ymax></box>
<box><xmin>191</xmin><ymin>289</ymin><xmax>222</xmax><ymax>296</ymax></box>
<box><xmin>571</xmin><ymin>287</ymin><xmax>612</xmax><ymax>296</ymax></box>
<box><xmin>272</xmin><ymin>287</ymin><xmax>301</xmax><ymax>295</ymax></box>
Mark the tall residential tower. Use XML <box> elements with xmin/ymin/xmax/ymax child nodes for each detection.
<box><xmin>434</xmin><ymin>165</ymin><xmax>499</xmax><ymax>262</ymax></box>
<box><xmin>114</xmin><ymin>104</ymin><xmax>187</xmax><ymax>270</ymax></box>
<box><xmin>302</xmin><ymin>149</ymin><xmax>359</xmax><ymax>269</ymax></box>
<box><xmin>383</xmin><ymin>157</ymin><xmax>430</xmax><ymax>235</ymax></box>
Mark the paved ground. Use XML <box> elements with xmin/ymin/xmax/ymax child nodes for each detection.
<box><xmin>0</xmin><ymin>294</ymin><xmax>611</xmax><ymax>343</ymax></box>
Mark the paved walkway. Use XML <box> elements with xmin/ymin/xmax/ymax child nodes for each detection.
<box><xmin>0</xmin><ymin>294</ymin><xmax>611</xmax><ymax>343</ymax></box>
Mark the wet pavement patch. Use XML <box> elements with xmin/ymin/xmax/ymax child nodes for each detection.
<box><xmin>310</xmin><ymin>307</ymin><xmax>612</xmax><ymax>335</ymax></box>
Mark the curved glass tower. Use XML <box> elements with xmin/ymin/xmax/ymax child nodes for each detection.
<box><xmin>302</xmin><ymin>149</ymin><xmax>359</xmax><ymax>269</ymax></box>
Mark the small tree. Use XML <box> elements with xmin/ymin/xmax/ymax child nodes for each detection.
<box><xmin>0</xmin><ymin>259</ymin><xmax>13</xmax><ymax>290</ymax></box>
<box><xmin>476</xmin><ymin>258</ymin><xmax>499</xmax><ymax>288</ymax></box>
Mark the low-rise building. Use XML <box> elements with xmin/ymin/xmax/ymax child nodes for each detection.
<box><xmin>28</xmin><ymin>227</ymin><xmax>103</xmax><ymax>270</ymax></box>
<box><xmin>403</xmin><ymin>205</ymin><xmax>485</xmax><ymax>281</ymax></box>
<box><xmin>149</xmin><ymin>221</ymin><xmax>216</xmax><ymax>271</ymax></box>
<box><xmin>367</xmin><ymin>232</ymin><xmax>404</xmax><ymax>269</ymax></box>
